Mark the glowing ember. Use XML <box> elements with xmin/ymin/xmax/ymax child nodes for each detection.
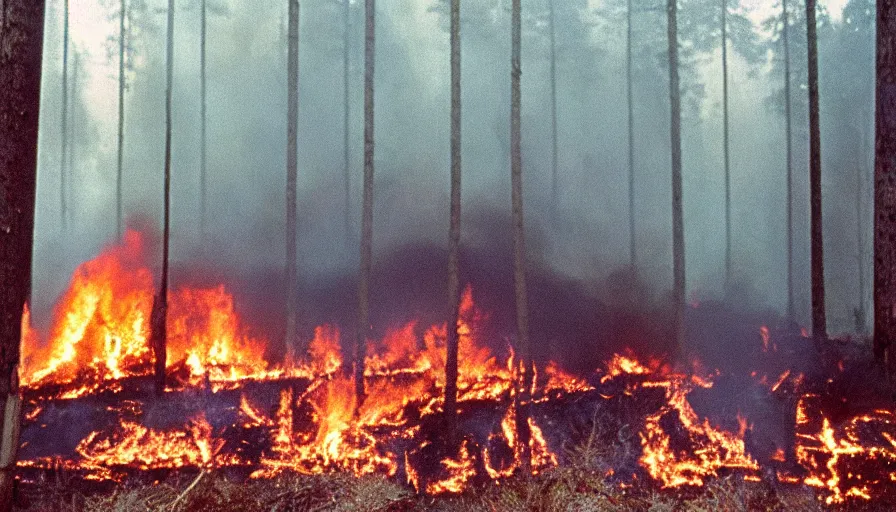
<box><xmin>15</xmin><ymin>231</ymin><xmax>896</xmax><ymax>504</ymax></box>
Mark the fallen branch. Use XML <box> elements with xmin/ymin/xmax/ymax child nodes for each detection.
<box><xmin>168</xmin><ymin>470</ymin><xmax>206</xmax><ymax>511</ymax></box>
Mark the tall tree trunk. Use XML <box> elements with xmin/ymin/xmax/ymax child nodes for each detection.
<box><xmin>151</xmin><ymin>0</ymin><xmax>175</xmax><ymax>397</ymax></box>
<box><xmin>61</xmin><ymin>0</ymin><xmax>69</xmax><ymax>229</ymax></box>
<box><xmin>668</xmin><ymin>0</ymin><xmax>685</xmax><ymax>355</ymax></box>
<box><xmin>285</xmin><ymin>0</ymin><xmax>299</xmax><ymax>363</ymax></box>
<box><xmin>627</xmin><ymin>0</ymin><xmax>636</xmax><ymax>271</ymax></box>
<box><xmin>783</xmin><ymin>0</ymin><xmax>794</xmax><ymax>322</ymax></box>
<box><xmin>117</xmin><ymin>0</ymin><xmax>126</xmax><ymax>237</ymax></box>
<box><xmin>0</xmin><ymin>1</ymin><xmax>45</xmax><ymax>508</ymax></box>
<box><xmin>721</xmin><ymin>0</ymin><xmax>731</xmax><ymax>288</ymax></box>
<box><xmin>200</xmin><ymin>0</ymin><xmax>207</xmax><ymax>239</ymax></box>
<box><xmin>510</xmin><ymin>0</ymin><xmax>532</xmax><ymax>469</ymax></box>
<box><xmin>856</xmin><ymin>113</ymin><xmax>867</xmax><ymax>335</ymax></box>
<box><xmin>356</xmin><ymin>0</ymin><xmax>376</xmax><ymax>406</ymax></box>
<box><xmin>343</xmin><ymin>0</ymin><xmax>351</xmax><ymax>246</ymax></box>
<box><xmin>548</xmin><ymin>0</ymin><xmax>558</xmax><ymax>221</ymax></box>
<box><xmin>806</xmin><ymin>0</ymin><xmax>826</xmax><ymax>341</ymax></box>
<box><xmin>70</xmin><ymin>48</ymin><xmax>79</xmax><ymax>223</ymax></box>
<box><xmin>444</xmin><ymin>0</ymin><xmax>461</xmax><ymax>427</ymax></box>
<box><xmin>874</xmin><ymin>0</ymin><xmax>896</xmax><ymax>373</ymax></box>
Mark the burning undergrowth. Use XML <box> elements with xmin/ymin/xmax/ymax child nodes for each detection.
<box><xmin>15</xmin><ymin>229</ymin><xmax>896</xmax><ymax>508</ymax></box>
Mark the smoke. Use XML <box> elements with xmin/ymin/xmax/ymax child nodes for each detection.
<box><xmin>31</xmin><ymin>0</ymin><xmax>873</xmax><ymax>339</ymax></box>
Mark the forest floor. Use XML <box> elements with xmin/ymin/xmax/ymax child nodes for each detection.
<box><xmin>13</xmin><ymin>463</ymin><xmax>872</xmax><ymax>512</ymax></box>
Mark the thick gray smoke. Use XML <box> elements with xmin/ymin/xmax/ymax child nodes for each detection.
<box><xmin>30</xmin><ymin>0</ymin><xmax>874</xmax><ymax>341</ymax></box>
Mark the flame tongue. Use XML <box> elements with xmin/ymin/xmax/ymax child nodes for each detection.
<box><xmin>17</xmin><ymin>230</ymin><xmax>896</xmax><ymax>503</ymax></box>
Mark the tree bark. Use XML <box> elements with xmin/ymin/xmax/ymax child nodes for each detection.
<box><xmin>627</xmin><ymin>0</ymin><xmax>636</xmax><ymax>271</ymax></box>
<box><xmin>200</xmin><ymin>0</ymin><xmax>207</xmax><ymax>239</ymax></box>
<box><xmin>343</xmin><ymin>0</ymin><xmax>351</xmax><ymax>246</ymax></box>
<box><xmin>444</xmin><ymin>0</ymin><xmax>461</xmax><ymax>427</ymax></box>
<box><xmin>0</xmin><ymin>1</ymin><xmax>45</xmax><ymax>507</ymax></box>
<box><xmin>510</xmin><ymin>0</ymin><xmax>532</xmax><ymax>469</ymax></box>
<box><xmin>668</xmin><ymin>0</ymin><xmax>685</xmax><ymax>355</ymax></box>
<box><xmin>874</xmin><ymin>0</ymin><xmax>896</xmax><ymax>372</ymax></box>
<box><xmin>549</xmin><ymin>0</ymin><xmax>558</xmax><ymax>221</ymax></box>
<box><xmin>151</xmin><ymin>0</ymin><xmax>175</xmax><ymax>397</ymax></box>
<box><xmin>70</xmin><ymin>48</ymin><xmax>79</xmax><ymax>223</ymax></box>
<box><xmin>806</xmin><ymin>0</ymin><xmax>827</xmax><ymax>341</ymax></box>
<box><xmin>783</xmin><ymin>0</ymin><xmax>794</xmax><ymax>322</ymax></box>
<box><xmin>722</xmin><ymin>0</ymin><xmax>731</xmax><ymax>288</ymax></box>
<box><xmin>285</xmin><ymin>0</ymin><xmax>299</xmax><ymax>362</ymax></box>
<box><xmin>356</xmin><ymin>0</ymin><xmax>376</xmax><ymax>406</ymax></box>
<box><xmin>857</xmin><ymin>114</ymin><xmax>867</xmax><ymax>335</ymax></box>
<box><xmin>61</xmin><ymin>0</ymin><xmax>69</xmax><ymax>229</ymax></box>
<box><xmin>117</xmin><ymin>0</ymin><xmax>126</xmax><ymax>237</ymax></box>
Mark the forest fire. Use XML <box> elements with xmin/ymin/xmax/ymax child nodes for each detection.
<box><xmin>15</xmin><ymin>231</ymin><xmax>896</xmax><ymax>506</ymax></box>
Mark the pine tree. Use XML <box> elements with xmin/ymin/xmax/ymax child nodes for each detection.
<box><xmin>343</xmin><ymin>0</ymin><xmax>352</xmax><ymax>246</ymax></box>
<box><xmin>0</xmin><ymin>1</ymin><xmax>45</xmax><ymax>507</ymax></box>
<box><xmin>285</xmin><ymin>0</ymin><xmax>299</xmax><ymax>362</ymax></box>
<box><xmin>200</xmin><ymin>0</ymin><xmax>208</xmax><ymax>238</ymax></box>
<box><xmin>806</xmin><ymin>0</ymin><xmax>826</xmax><ymax>341</ymax></box>
<box><xmin>117</xmin><ymin>0</ymin><xmax>126</xmax><ymax>237</ymax></box>
<box><xmin>783</xmin><ymin>0</ymin><xmax>795</xmax><ymax>322</ymax></box>
<box><xmin>874</xmin><ymin>0</ymin><xmax>896</xmax><ymax>373</ymax></box>
<box><xmin>150</xmin><ymin>0</ymin><xmax>176</xmax><ymax>397</ymax></box>
<box><xmin>61</xmin><ymin>0</ymin><xmax>70</xmax><ymax>229</ymax></box>
<box><xmin>356</xmin><ymin>0</ymin><xmax>376</xmax><ymax>406</ymax></box>
<box><xmin>668</xmin><ymin>0</ymin><xmax>685</xmax><ymax>354</ymax></box>
<box><xmin>510</xmin><ymin>0</ymin><xmax>533</xmax><ymax>468</ymax></box>
<box><xmin>444</xmin><ymin>0</ymin><xmax>462</xmax><ymax>426</ymax></box>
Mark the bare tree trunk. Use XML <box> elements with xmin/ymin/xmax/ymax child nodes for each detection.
<box><xmin>0</xmin><ymin>1</ymin><xmax>45</xmax><ymax>507</ymax></box>
<box><xmin>548</xmin><ymin>0</ymin><xmax>558</xmax><ymax>221</ymax></box>
<box><xmin>117</xmin><ymin>0</ymin><xmax>126</xmax><ymax>237</ymax></box>
<box><xmin>510</xmin><ymin>0</ymin><xmax>532</xmax><ymax>469</ymax></box>
<box><xmin>668</xmin><ymin>0</ymin><xmax>685</xmax><ymax>355</ymax></box>
<box><xmin>806</xmin><ymin>0</ymin><xmax>826</xmax><ymax>341</ymax></box>
<box><xmin>200</xmin><ymin>0</ymin><xmax>207</xmax><ymax>239</ymax></box>
<box><xmin>856</xmin><ymin>115</ymin><xmax>867</xmax><ymax>335</ymax></box>
<box><xmin>343</xmin><ymin>0</ymin><xmax>351</xmax><ymax>246</ymax></box>
<box><xmin>151</xmin><ymin>0</ymin><xmax>175</xmax><ymax>397</ymax></box>
<box><xmin>285</xmin><ymin>0</ymin><xmax>299</xmax><ymax>362</ymax></box>
<box><xmin>444</xmin><ymin>0</ymin><xmax>461</xmax><ymax>426</ymax></box>
<box><xmin>722</xmin><ymin>0</ymin><xmax>731</xmax><ymax>288</ymax></box>
<box><xmin>874</xmin><ymin>0</ymin><xmax>896</xmax><ymax>373</ymax></box>
<box><xmin>356</xmin><ymin>0</ymin><xmax>376</xmax><ymax>406</ymax></box>
<box><xmin>627</xmin><ymin>0</ymin><xmax>636</xmax><ymax>271</ymax></box>
<box><xmin>61</xmin><ymin>0</ymin><xmax>69</xmax><ymax>229</ymax></box>
<box><xmin>70</xmin><ymin>48</ymin><xmax>79</xmax><ymax>224</ymax></box>
<box><xmin>783</xmin><ymin>0</ymin><xmax>794</xmax><ymax>322</ymax></box>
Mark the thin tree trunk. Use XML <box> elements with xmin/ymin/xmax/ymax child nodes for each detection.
<box><xmin>356</xmin><ymin>0</ymin><xmax>376</xmax><ymax>406</ymax></box>
<box><xmin>857</xmin><ymin>163</ymin><xmax>865</xmax><ymax>334</ymax></box>
<box><xmin>783</xmin><ymin>0</ymin><xmax>794</xmax><ymax>322</ymax></box>
<box><xmin>627</xmin><ymin>0</ymin><xmax>636</xmax><ymax>271</ymax></box>
<box><xmin>444</xmin><ymin>0</ymin><xmax>462</xmax><ymax>426</ymax></box>
<box><xmin>668</xmin><ymin>0</ymin><xmax>685</xmax><ymax>355</ymax></box>
<box><xmin>549</xmin><ymin>0</ymin><xmax>558</xmax><ymax>220</ymax></box>
<box><xmin>874</xmin><ymin>0</ymin><xmax>896</xmax><ymax>373</ymax></box>
<box><xmin>61</xmin><ymin>0</ymin><xmax>69</xmax><ymax>229</ymax></box>
<box><xmin>806</xmin><ymin>0</ymin><xmax>826</xmax><ymax>341</ymax></box>
<box><xmin>722</xmin><ymin>0</ymin><xmax>731</xmax><ymax>288</ymax></box>
<box><xmin>285</xmin><ymin>0</ymin><xmax>299</xmax><ymax>362</ymax></box>
<box><xmin>70</xmin><ymin>48</ymin><xmax>79</xmax><ymax>223</ymax></box>
<box><xmin>0</xmin><ymin>1</ymin><xmax>45</xmax><ymax>507</ymax></box>
<box><xmin>343</xmin><ymin>0</ymin><xmax>351</xmax><ymax>246</ymax></box>
<box><xmin>200</xmin><ymin>0</ymin><xmax>207</xmax><ymax>239</ymax></box>
<box><xmin>151</xmin><ymin>0</ymin><xmax>175</xmax><ymax>397</ymax></box>
<box><xmin>117</xmin><ymin>0</ymin><xmax>126</xmax><ymax>237</ymax></box>
<box><xmin>511</xmin><ymin>0</ymin><xmax>532</xmax><ymax>469</ymax></box>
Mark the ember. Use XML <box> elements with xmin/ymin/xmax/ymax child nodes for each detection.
<box><xmin>16</xmin><ymin>232</ymin><xmax>896</xmax><ymax>506</ymax></box>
